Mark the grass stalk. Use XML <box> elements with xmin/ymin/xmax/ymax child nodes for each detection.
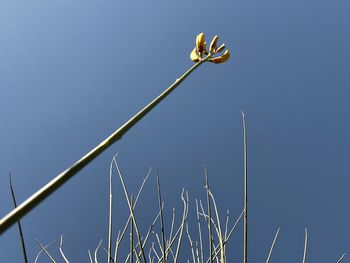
<box><xmin>94</xmin><ymin>239</ymin><xmax>103</xmax><ymax>263</ymax></box>
<box><xmin>241</xmin><ymin>111</ymin><xmax>248</xmax><ymax>263</ymax></box>
<box><xmin>0</xmin><ymin>54</ymin><xmax>212</xmax><ymax>234</ymax></box>
<box><xmin>34</xmin><ymin>239</ymin><xmax>58</xmax><ymax>263</ymax></box>
<box><xmin>156</xmin><ymin>170</ymin><xmax>167</xmax><ymax>263</ymax></box>
<box><xmin>8</xmin><ymin>174</ymin><xmax>28</xmax><ymax>263</ymax></box>
<box><xmin>302</xmin><ymin>228</ymin><xmax>308</xmax><ymax>263</ymax></box>
<box><xmin>59</xmin><ymin>235</ymin><xmax>70</xmax><ymax>263</ymax></box>
<box><xmin>195</xmin><ymin>199</ymin><xmax>204</xmax><ymax>263</ymax></box>
<box><xmin>265</xmin><ymin>227</ymin><xmax>280</xmax><ymax>263</ymax></box>
<box><xmin>113</xmin><ymin>157</ymin><xmax>147</xmax><ymax>262</ymax></box>
<box><xmin>205</xmin><ymin>167</ymin><xmax>213</xmax><ymax>263</ymax></box>
<box><xmin>36</xmin><ymin>239</ymin><xmax>56</xmax><ymax>263</ymax></box>
<box><xmin>336</xmin><ymin>253</ymin><xmax>346</xmax><ymax>263</ymax></box>
<box><xmin>108</xmin><ymin>154</ymin><xmax>118</xmax><ymax>263</ymax></box>
<box><xmin>130</xmin><ymin>196</ymin><xmax>134</xmax><ymax>263</ymax></box>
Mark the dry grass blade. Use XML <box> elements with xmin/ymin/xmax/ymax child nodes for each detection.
<box><xmin>8</xmin><ymin>174</ymin><xmax>28</xmax><ymax>263</ymax></box>
<box><xmin>185</xmin><ymin>222</ymin><xmax>196</xmax><ymax>263</ymax></box>
<box><xmin>168</xmin><ymin>207</ymin><xmax>176</xmax><ymax>244</ymax></box>
<box><xmin>130</xmin><ymin>196</ymin><xmax>134</xmax><ymax>263</ymax></box>
<box><xmin>173</xmin><ymin>190</ymin><xmax>189</xmax><ymax>263</ymax></box>
<box><xmin>241</xmin><ymin>110</ymin><xmax>248</xmax><ymax>263</ymax></box>
<box><xmin>302</xmin><ymin>228</ymin><xmax>308</xmax><ymax>263</ymax></box>
<box><xmin>336</xmin><ymin>253</ymin><xmax>346</xmax><ymax>263</ymax></box>
<box><xmin>113</xmin><ymin>157</ymin><xmax>147</xmax><ymax>262</ymax></box>
<box><xmin>36</xmin><ymin>239</ymin><xmax>56</xmax><ymax>263</ymax></box>
<box><xmin>152</xmin><ymin>242</ymin><xmax>161</xmax><ymax>261</ymax></box>
<box><xmin>224</xmin><ymin>210</ymin><xmax>229</xmax><ymax>241</ymax></box>
<box><xmin>156</xmin><ymin>170</ymin><xmax>167</xmax><ymax>263</ymax></box>
<box><xmin>59</xmin><ymin>235</ymin><xmax>70</xmax><ymax>263</ymax></box>
<box><xmin>157</xmin><ymin>190</ymin><xmax>189</xmax><ymax>263</ymax></box>
<box><xmin>94</xmin><ymin>239</ymin><xmax>103</xmax><ymax>263</ymax></box>
<box><xmin>115</xmin><ymin>166</ymin><xmax>153</xmax><ymax>246</ymax></box>
<box><xmin>204</xmin><ymin>167</ymin><xmax>213</xmax><ymax>263</ymax></box>
<box><xmin>108</xmin><ymin>153</ymin><xmax>120</xmax><ymax>263</ymax></box>
<box><xmin>206</xmin><ymin>210</ymin><xmax>244</xmax><ymax>263</ymax></box>
<box><xmin>198</xmin><ymin>201</ymin><xmax>219</xmax><ymax>248</ymax></box>
<box><xmin>265</xmin><ymin>227</ymin><xmax>280</xmax><ymax>263</ymax></box>
<box><xmin>88</xmin><ymin>250</ymin><xmax>93</xmax><ymax>263</ymax></box>
<box><xmin>124</xmin><ymin>205</ymin><xmax>162</xmax><ymax>262</ymax></box>
<box><xmin>34</xmin><ymin>239</ymin><xmax>58</xmax><ymax>263</ymax></box>
<box><xmin>208</xmin><ymin>190</ymin><xmax>225</xmax><ymax>263</ymax></box>
<box><xmin>195</xmin><ymin>199</ymin><xmax>204</xmax><ymax>263</ymax></box>
<box><xmin>113</xmin><ymin>231</ymin><xmax>121</xmax><ymax>263</ymax></box>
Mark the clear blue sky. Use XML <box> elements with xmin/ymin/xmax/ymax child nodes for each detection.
<box><xmin>1</xmin><ymin>0</ymin><xmax>350</xmax><ymax>262</ymax></box>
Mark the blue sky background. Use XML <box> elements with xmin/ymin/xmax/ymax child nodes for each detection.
<box><xmin>1</xmin><ymin>0</ymin><xmax>350</xmax><ymax>262</ymax></box>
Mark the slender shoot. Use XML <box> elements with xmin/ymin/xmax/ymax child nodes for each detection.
<box><xmin>265</xmin><ymin>227</ymin><xmax>280</xmax><ymax>263</ymax></box>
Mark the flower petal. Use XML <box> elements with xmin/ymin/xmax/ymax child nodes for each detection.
<box><xmin>209</xmin><ymin>49</ymin><xmax>230</xmax><ymax>64</ymax></box>
<box><xmin>190</xmin><ymin>47</ymin><xmax>201</xmax><ymax>62</ymax></box>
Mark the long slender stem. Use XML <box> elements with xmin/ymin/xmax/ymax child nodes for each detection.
<box><xmin>204</xmin><ymin>167</ymin><xmax>213</xmax><ymax>263</ymax></box>
<box><xmin>108</xmin><ymin>154</ymin><xmax>117</xmax><ymax>263</ymax></box>
<box><xmin>302</xmin><ymin>228</ymin><xmax>308</xmax><ymax>263</ymax></box>
<box><xmin>156</xmin><ymin>170</ymin><xmax>167</xmax><ymax>263</ymax></box>
<box><xmin>242</xmin><ymin>111</ymin><xmax>248</xmax><ymax>263</ymax></box>
<box><xmin>8</xmin><ymin>174</ymin><xmax>28</xmax><ymax>263</ymax></box>
<box><xmin>265</xmin><ymin>227</ymin><xmax>280</xmax><ymax>263</ymax></box>
<box><xmin>336</xmin><ymin>253</ymin><xmax>346</xmax><ymax>263</ymax></box>
<box><xmin>0</xmin><ymin>55</ymin><xmax>211</xmax><ymax>234</ymax></box>
<box><xmin>130</xmin><ymin>196</ymin><xmax>134</xmax><ymax>263</ymax></box>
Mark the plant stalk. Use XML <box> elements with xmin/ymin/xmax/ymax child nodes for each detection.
<box><xmin>0</xmin><ymin>55</ymin><xmax>211</xmax><ymax>234</ymax></box>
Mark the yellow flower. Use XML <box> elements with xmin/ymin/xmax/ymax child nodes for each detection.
<box><xmin>208</xmin><ymin>49</ymin><xmax>230</xmax><ymax>64</ymax></box>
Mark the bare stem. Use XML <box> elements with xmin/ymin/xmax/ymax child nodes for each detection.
<box><xmin>205</xmin><ymin>167</ymin><xmax>213</xmax><ymax>263</ymax></box>
<box><xmin>265</xmin><ymin>227</ymin><xmax>280</xmax><ymax>263</ymax></box>
<box><xmin>156</xmin><ymin>170</ymin><xmax>167</xmax><ymax>263</ymax></box>
<box><xmin>241</xmin><ymin>111</ymin><xmax>248</xmax><ymax>263</ymax></box>
<box><xmin>302</xmin><ymin>228</ymin><xmax>308</xmax><ymax>263</ymax></box>
<box><xmin>8</xmin><ymin>174</ymin><xmax>28</xmax><ymax>263</ymax></box>
<box><xmin>0</xmin><ymin>54</ymin><xmax>212</xmax><ymax>234</ymax></box>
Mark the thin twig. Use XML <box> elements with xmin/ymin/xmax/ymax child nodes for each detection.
<box><xmin>59</xmin><ymin>235</ymin><xmax>70</xmax><ymax>263</ymax></box>
<box><xmin>195</xmin><ymin>199</ymin><xmax>204</xmax><ymax>263</ymax></box>
<box><xmin>36</xmin><ymin>239</ymin><xmax>56</xmax><ymax>263</ymax></box>
<box><xmin>158</xmin><ymin>190</ymin><xmax>189</xmax><ymax>263</ymax></box>
<box><xmin>8</xmin><ymin>174</ymin><xmax>28</xmax><ymax>263</ymax></box>
<box><xmin>130</xmin><ymin>196</ymin><xmax>134</xmax><ymax>263</ymax></box>
<box><xmin>95</xmin><ymin>239</ymin><xmax>103</xmax><ymax>263</ymax></box>
<box><xmin>115</xmin><ymin>167</ymin><xmax>153</xmax><ymax>246</ymax></box>
<box><xmin>198</xmin><ymin>200</ymin><xmax>219</xmax><ymax>249</ymax></box>
<box><xmin>88</xmin><ymin>250</ymin><xmax>93</xmax><ymax>263</ymax></box>
<box><xmin>206</xmin><ymin>210</ymin><xmax>244</xmax><ymax>263</ymax></box>
<box><xmin>336</xmin><ymin>253</ymin><xmax>346</xmax><ymax>263</ymax></box>
<box><xmin>114</xmin><ymin>157</ymin><xmax>147</xmax><ymax>262</ymax></box>
<box><xmin>34</xmin><ymin>239</ymin><xmax>58</xmax><ymax>263</ymax></box>
<box><xmin>101</xmin><ymin>245</ymin><xmax>115</xmax><ymax>263</ymax></box>
<box><xmin>173</xmin><ymin>190</ymin><xmax>189</xmax><ymax>263</ymax></box>
<box><xmin>156</xmin><ymin>170</ymin><xmax>167</xmax><ymax>263</ymax></box>
<box><xmin>302</xmin><ymin>228</ymin><xmax>308</xmax><ymax>263</ymax></box>
<box><xmin>186</xmin><ymin>222</ymin><xmax>196</xmax><ymax>263</ymax></box>
<box><xmin>265</xmin><ymin>227</ymin><xmax>280</xmax><ymax>263</ymax></box>
<box><xmin>108</xmin><ymin>154</ymin><xmax>120</xmax><ymax>263</ymax></box>
<box><xmin>114</xmin><ymin>231</ymin><xmax>121</xmax><ymax>263</ymax></box>
<box><xmin>205</xmin><ymin>167</ymin><xmax>213</xmax><ymax>263</ymax></box>
<box><xmin>168</xmin><ymin>207</ymin><xmax>176</xmax><ymax>245</ymax></box>
<box><xmin>208</xmin><ymin>190</ymin><xmax>224</xmax><ymax>263</ymax></box>
<box><xmin>241</xmin><ymin>111</ymin><xmax>248</xmax><ymax>263</ymax></box>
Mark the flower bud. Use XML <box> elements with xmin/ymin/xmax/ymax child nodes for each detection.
<box><xmin>209</xmin><ymin>49</ymin><xmax>230</xmax><ymax>64</ymax></box>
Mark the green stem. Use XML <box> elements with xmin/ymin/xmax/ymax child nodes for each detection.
<box><xmin>0</xmin><ymin>54</ymin><xmax>212</xmax><ymax>234</ymax></box>
<box><xmin>242</xmin><ymin>111</ymin><xmax>248</xmax><ymax>263</ymax></box>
